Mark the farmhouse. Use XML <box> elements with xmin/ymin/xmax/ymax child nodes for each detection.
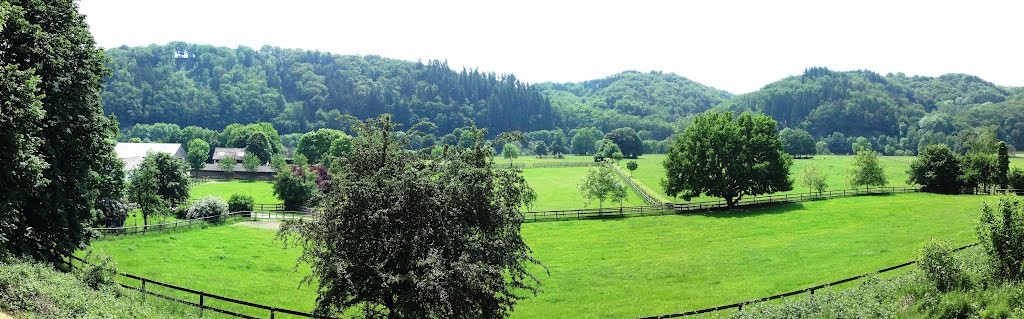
<box><xmin>114</xmin><ymin>142</ymin><xmax>187</xmax><ymax>171</ymax></box>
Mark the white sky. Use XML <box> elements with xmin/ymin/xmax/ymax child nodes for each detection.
<box><xmin>78</xmin><ymin>0</ymin><xmax>1023</xmax><ymax>94</ymax></box>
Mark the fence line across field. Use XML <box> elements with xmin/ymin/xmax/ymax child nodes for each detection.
<box><xmin>89</xmin><ymin>209</ymin><xmax>311</xmax><ymax>236</ymax></box>
<box><xmin>60</xmin><ymin>254</ymin><xmax>334</xmax><ymax>319</ymax></box>
<box><xmin>637</xmin><ymin>242</ymin><xmax>980</xmax><ymax>318</ymax></box>
<box><xmin>521</xmin><ymin>186</ymin><xmax>923</xmax><ymax>222</ymax></box>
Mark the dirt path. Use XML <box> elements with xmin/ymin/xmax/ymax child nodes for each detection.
<box><xmin>232</xmin><ymin>220</ymin><xmax>282</xmax><ymax>230</ymax></box>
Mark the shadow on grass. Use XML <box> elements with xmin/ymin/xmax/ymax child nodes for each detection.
<box><xmin>687</xmin><ymin>192</ymin><xmax>900</xmax><ymax>219</ymax></box>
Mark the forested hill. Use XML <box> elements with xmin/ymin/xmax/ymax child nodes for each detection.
<box><xmin>536</xmin><ymin>71</ymin><xmax>734</xmax><ymax>140</ymax></box>
<box><xmin>101</xmin><ymin>42</ymin><xmax>555</xmax><ymax>135</ymax></box>
<box><xmin>714</xmin><ymin>67</ymin><xmax>1015</xmax><ymax>139</ymax></box>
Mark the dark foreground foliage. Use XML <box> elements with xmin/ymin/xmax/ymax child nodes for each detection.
<box><xmin>280</xmin><ymin>115</ymin><xmax>541</xmax><ymax>319</ymax></box>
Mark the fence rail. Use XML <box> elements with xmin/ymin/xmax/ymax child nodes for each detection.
<box><xmin>607</xmin><ymin>162</ymin><xmax>665</xmax><ymax>206</ymax></box>
<box><xmin>522</xmin><ymin>186</ymin><xmax>921</xmax><ymax>223</ymax></box>
<box><xmin>60</xmin><ymin>254</ymin><xmax>333</xmax><ymax>319</ymax></box>
<box><xmin>496</xmin><ymin>161</ymin><xmax>598</xmax><ymax>169</ymax></box>
<box><xmin>89</xmin><ymin>208</ymin><xmax>309</xmax><ymax>236</ymax></box>
<box><xmin>638</xmin><ymin>242</ymin><xmax>980</xmax><ymax>318</ymax></box>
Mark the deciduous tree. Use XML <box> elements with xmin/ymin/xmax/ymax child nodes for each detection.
<box><xmin>578</xmin><ymin>162</ymin><xmax>629</xmax><ymax>211</ymax></box>
<box><xmin>502</xmin><ymin>143</ymin><xmax>519</xmax><ymax>166</ymax></box>
<box><xmin>187</xmin><ymin>138</ymin><xmax>211</xmax><ymax>170</ymax></box>
<box><xmin>780</xmin><ymin>128</ymin><xmax>816</xmax><ymax>156</ymax></box>
<box><xmin>605</xmin><ymin>127</ymin><xmax>643</xmax><ymax>158</ymax></box>
<box><xmin>797</xmin><ymin>165</ymin><xmax>828</xmax><ymax>194</ymax></box>
<box><xmin>848</xmin><ymin>150</ymin><xmax>887</xmax><ymax>191</ymax></box>
<box><xmin>243</xmin><ymin>154</ymin><xmax>261</xmax><ymax>173</ymax></box>
<box><xmin>908</xmin><ymin>144</ymin><xmax>962</xmax><ymax>194</ymax></box>
<box><xmin>279</xmin><ymin>115</ymin><xmax>540</xmax><ymax>318</ymax></box>
<box><xmin>663</xmin><ymin>112</ymin><xmax>793</xmax><ymax>208</ymax></box>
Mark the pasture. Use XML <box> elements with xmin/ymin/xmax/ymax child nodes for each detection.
<box><xmin>189</xmin><ymin>180</ymin><xmax>281</xmax><ymax>205</ymax></box>
<box><xmin>521</xmin><ymin>167</ymin><xmax>648</xmax><ymax>211</ymax></box>
<box><xmin>89</xmin><ymin>193</ymin><xmax>994</xmax><ymax>319</ymax></box>
<box><xmin>621</xmin><ymin>154</ymin><xmax>918</xmax><ymax>203</ymax></box>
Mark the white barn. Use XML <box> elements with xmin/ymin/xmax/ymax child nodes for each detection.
<box><xmin>114</xmin><ymin>142</ymin><xmax>188</xmax><ymax>171</ymax></box>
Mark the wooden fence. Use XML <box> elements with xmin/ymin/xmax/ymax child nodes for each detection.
<box><xmin>637</xmin><ymin>242</ymin><xmax>979</xmax><ymax>318</ymax></box>
<box><xmin>496</xmin><ymin>161</ymin><xmax>598</xmax><ymax>169</ymax></box>
<box><xmin>606</xmin><ymin>162</ymin><xmax>665</xmax><ymax>206</ymax></box>
<box><xmin>60</xmin><ymin>254</ymin><xmax>333</xmax><ymax>319</ymax></box>
<box><xmin>89</xmin><ymin>208</ymin><xmax>308</xmax><ymax>236</ymax></box>
<box><xmin>522</xmin><ymin>186</ymin><xmax>921</xmax><ymax>223</ymax></box>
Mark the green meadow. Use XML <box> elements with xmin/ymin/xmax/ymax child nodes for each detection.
<box><xmin>90</xmin><ymin>193</ymin><xmax>994</xmax><ymax>319</ymax></box>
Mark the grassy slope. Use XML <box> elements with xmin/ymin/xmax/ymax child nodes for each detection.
<box><xmin>189</xmin><ymin>180</ymin><xmax>281</xmax><ymax>205</ymax></box>
<box><xmin>521</xmin><ymin>167</ymin><xmax>648</xmax><ymax>211</ymax></box>
<box><xmin>622</xmin><ymin>155</ymin><xmax>917</xmax><ymax>203</ymax></box>
<box><xmin>90</xmin><ymin>193</ymin><xmax>994</xmax><ymax>319</ymax></box>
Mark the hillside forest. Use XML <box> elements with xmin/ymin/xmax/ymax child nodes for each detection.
<box><xmin>106</xmin><ymin>43</ymin><xmax>1024</xmax><ymax>157</ymax></box>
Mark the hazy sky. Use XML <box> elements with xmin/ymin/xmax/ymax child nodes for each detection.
<box><xmin>78</xmin><ymin>0</ymin><xmax>1023</xmax><ymax>93</ymax></box>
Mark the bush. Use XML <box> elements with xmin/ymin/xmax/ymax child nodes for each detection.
<box><xmin>0</xmin><ymin>259</ymin><xmax>193</xmax><ymax>318</ymax></box>
<box><xmin>95</xmin><ymin>198</ymin><xmax>127</xmax><ymax>227</ymax></box>
<box><xmin>273</xmin><ymin>165</ymin><xmax>316</xmax><ymax>210</ymax></box>
<box><xmin>228</xmin><ymin>194</ymin><xmax>254</xmax><ymax>212</ymax></box>
<box><xmin>186</xmin><ymin>196</ymin><xmax>229</xmax><ymax>221</ymax></box>
<box><xmin>918</xmin><ymin>240</ymin><xmax>967</xmax><ymax>292</ymax></box>
<box><xmin>79</xmin><ymin>253</ymin><xmax>118</xmax><ymax>291</ymax></box>
<box><xmin>171</xmin><ymin>206</ymin><xmax>189</xmax><ymax>219</ymax></box>
<box><xmin>978</xmin><ymin>196</ymin><xmax>1024</xmax><ymax>281</ymax></box>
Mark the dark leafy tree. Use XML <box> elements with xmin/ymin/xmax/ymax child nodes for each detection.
<box><xmin>533</xmin><ymin>141</ymin><xmax>548</xmax><ymax>158</ymax></box>
<box><xmin>327</xmin><ymin>135</ymin><xmax>353</xmax><ymax>159</ymax></box>
<box><xmin>141</xmin><ymin>152</ymin><xmax>192</xmax><ymax>205</ymax></box>
<box><xmin>663</xmin><ymin>112</ymin><xmax>793</xmax><ymax>208</ymax></box>
<box><xmin>91</xmin><ymin>141</ymin><xmax>127</xmax><ymax>228</ymax></box>
<box><xmin>571</xmin><ymin>127</ymin><xmax>602</xmax><ymax>155</ymax></box>
<box><xmin>1</xmin><ymin>0</ymin><xmax>118</xmax><ymax>261</ymax></box>
<box><xmin>297</xmin><ymin>129</ymin><xmax>346</xmax><ymax>164</ymax></box>
<box><xmin>604</xmin><ymin>127</ymin><xmax>643</xmax><ymax>158</ymax></box>
<box><xmin>187</xmin><ymin>138</ymin><xmax>211</xmax><ymax>170</ymax></box>
<box><xmin>779</xmin><ymin>128</ymin><xmax>816</xmax><ymax>156</ymax></box>
<box><xmin>279</xmin><ymin>115</ymin><xmax>540</xmax><ymax>319</ymax></box>
<box><xmin>997</xmin><ymin>141</ymin><xmax>1010</xmax><ymax>188</ymax></box>
<box><xmin>245</xmin><ymin>131</ymin><xmax>273</xmax><ymax>164</ymax></box>
<box><xmin>273</xmin><ymin>165</ymin><xmax>316</xmax><ymax>210</ymax></box>
<box><xmin>908</xmin><ymin>144</ymin><xmax>962</xmax><ymax>194</ymax></box>
<box><xmin>594</xmin><ymin>140</ymin><xmax>623</xmax><ymax>162</ymax></box>
<box><xmin>243</xmin><ymin>154</ymin><xmax>261</xmax><ymax>172</ymax></box>
<box><xmin>550</xmin><ymin>130</ymin><xmax>568</xmax><ymax>155</ymax></box>
<box><xmin>961</xmin><ymin>153</ymin><xmax>998</xmax><ymax>192</ymax></box>
<box><xmin>127</xmin><ymin>161</ymin><xmax>167</xmax><ymax>227</ymax></box>
<box><xmin>626</xmin><ymin>161</ymin><xmax>638</xmax><ymax>176</ymax></box>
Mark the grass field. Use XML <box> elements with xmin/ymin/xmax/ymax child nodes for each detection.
<box><xmin>620</xmin><ymin>154</ymin><xmax>917</xmax><ymax>203</ymax></box>
<box><xmin>89</xmin><ymin>193</ymin><xmax>996</xmax><ymax>318</ymax></box>
<box><xmin>500</xmin><ymin>154</ymin><xmax>594</xmax><ymax>165</ymax></box>
<box><xmin>522</xmin><ymin>167</ymin><xmax>648</xmax><ymax>211</ymax></box>
<box><xmin>189</xmin><ymin>180</ymin><xmax>281</xmax><ymax>205</ymax></box>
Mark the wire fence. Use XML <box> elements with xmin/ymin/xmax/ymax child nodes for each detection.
<box><xmin>59</xmin><ymin>254</ymin><xmax>333</xmax><ymax>319</ymax></box>
<box><xmin>637</xmin><ymin>243</ymin><xmax>980</xmax><ymax>318</ymax></box>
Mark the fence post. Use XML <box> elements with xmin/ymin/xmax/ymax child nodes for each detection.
<box><xmin>271</xmin><ymin>308</ymin><xmax>276</xmax><ymax>319</ymax></box>
<box><xmin>199</xmin><ymin>291</ymin><xmax>205</xmax><ymax>316</ymax></box>
<box><xmin>141</xmin><ymin>278</ymin><xmax>147</xmax><ymax>300</ymax></box>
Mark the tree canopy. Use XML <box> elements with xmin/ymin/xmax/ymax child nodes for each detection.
<box><xmin>1</xmin><ymin>0</ymin><xmax>119</xmax><ymax>260</ymax></box>
<box><xmin>279</xmin><ymin>115</ymin><xmax>540</xmax><ymax>318</ymax></box>
<box><xmin>663</xmin><ymin>112</ymin><xmax>793</xmax><ymax>208</ymax></box>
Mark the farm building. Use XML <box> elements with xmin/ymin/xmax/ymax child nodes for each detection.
<box><xmin>212</xmin><ymin>147</ymin><xmax>247</xmax><ymax>161</ymax></box>
<box><xmin>114</xmin><ymin>142</ymin><xmax>187</xmax><ymax>171</ymax></box>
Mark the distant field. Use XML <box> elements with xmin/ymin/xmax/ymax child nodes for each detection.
<box><xmin>90</xmin><ymin>193</ymin><xmax>995</xmax><ymax>319</ymax></box>
<box><xmin>621</xmin><ymin>154</ymin><xmax>916</xmax><ymax>203</ymax></box>
<box><xmin>120</xmin><ymin>209</ymin><xmax>177</xmax><ymax>228</ymax></box>
<box><xmin>499</xmin><ymin>154</ymin><xmax>594</xmax><ymax>165</ymax></box>
<box><xmin>189</xmin><ymin>180</ymin><xmax>280</xmax><ymax>205</ymax></box>
<box><xmin>521</xmin><ymin>167</ymin><xmax>648</xmax><ymax>211</ymax></box>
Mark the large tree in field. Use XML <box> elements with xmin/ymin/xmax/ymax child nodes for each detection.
<box><xmin>848</xmin><ymin>150</ymin><xmax>887</xmax><ymax>191</ymax></box>
<box><xmin>578</xmin><ymin>161</ymin><xmax>628</xmax><ymax>211</ymax></box>
<box><xmin>143</xmin><ymin>152</ymin><xmax>192</xmax><ymax>205</ymax></box>
<box><xmin>1</xmin><ymin>0</ymin><xmax>119</xmax><ymax>261</ymax></box>
<box><xmin>908</xmin><ymin>144</ymin><xmax>962</xmax><ymax>194</ymax></box>
<box><xmin>663</xmin><ymin>112</ymin><xmax>793</xmax><ymax>208</ymax></box>
<box><xmin>780</xmin><ymin>127</ymin><xmax>816</xmax><ymax>156</ymax></box>
<box><xmin>605</xmin><ymin>127</ymin><xmax>643</xmax><ymax>159</ymax></box>
<box><xmin>280</xmin><ymin>115</ymin><xmax>540</xmax><ymax>319</ymax></box>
